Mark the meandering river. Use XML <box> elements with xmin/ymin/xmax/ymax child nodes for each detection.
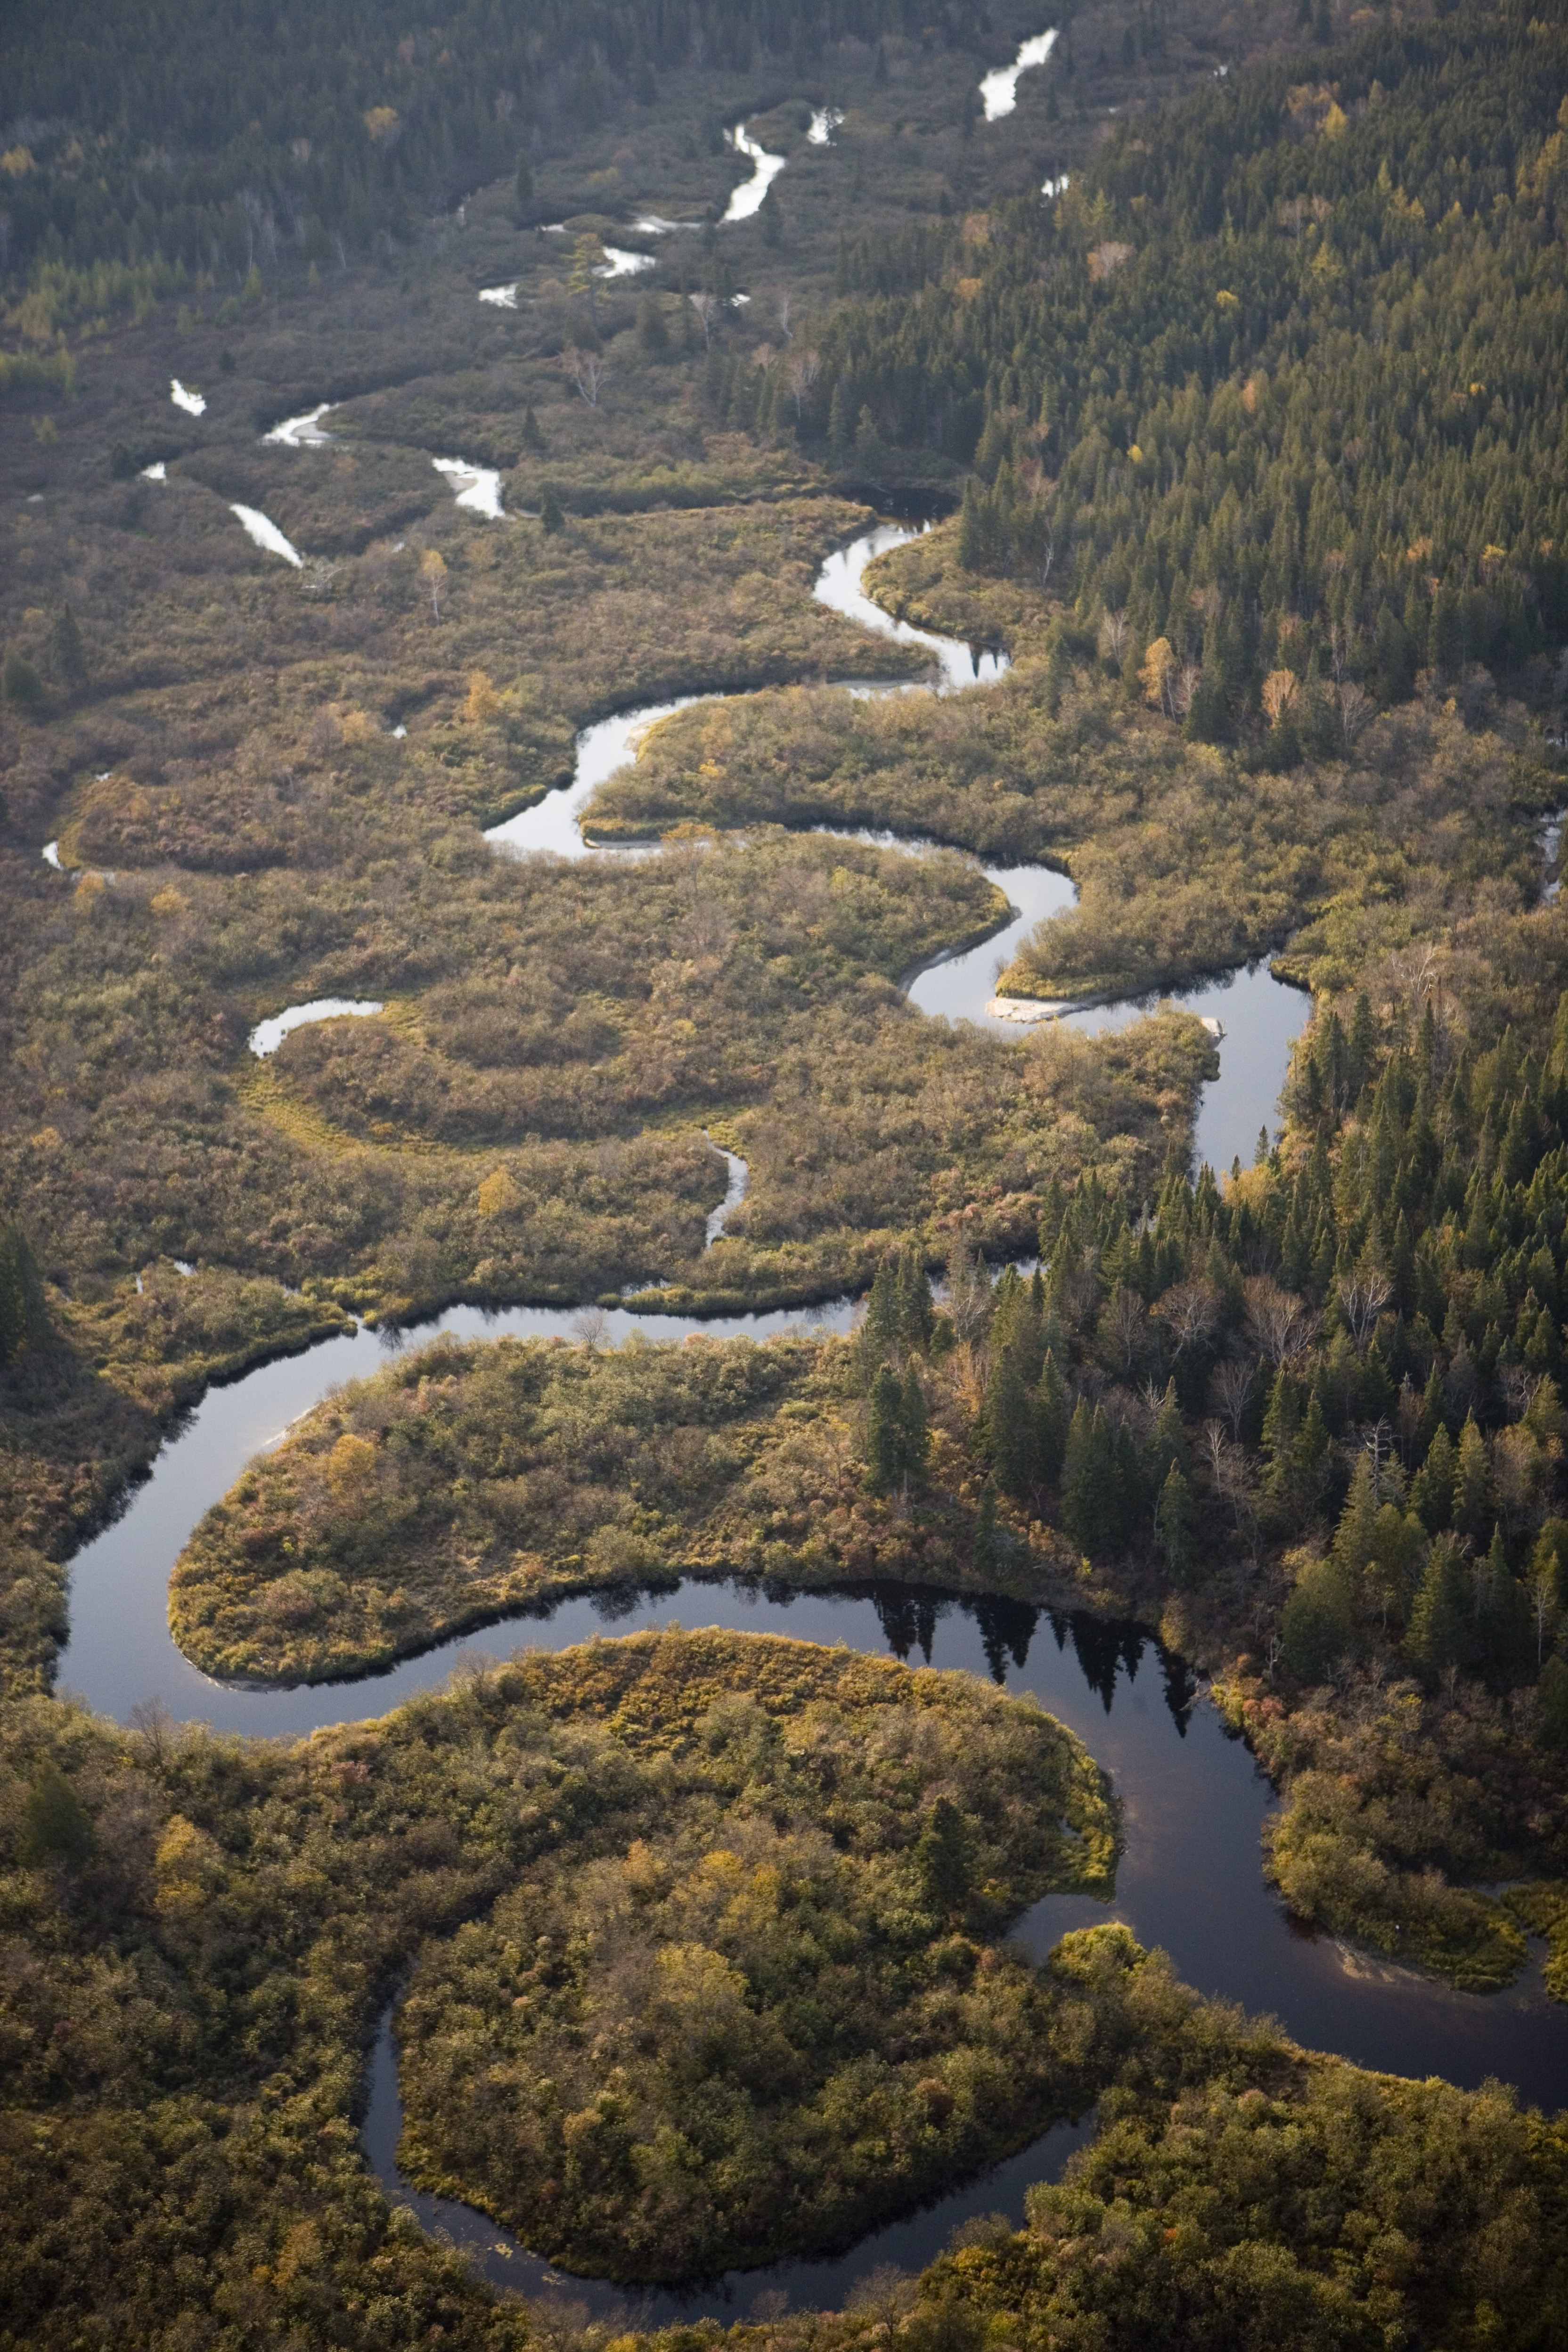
<box><xmin>49</xmin><ymin>512</ymin><xmax>1566</xmax><ymax>2318</ymax></box>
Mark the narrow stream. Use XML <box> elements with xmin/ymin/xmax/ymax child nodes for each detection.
<box><xmin>979</xmin><ymin>28</ymin><xmax>1059</xmax><ymax>122</ymax></box>
<box><xmin>722</xmin><ymin>123</ymin><xmax>788</xmax><ymax>221</ymax></box>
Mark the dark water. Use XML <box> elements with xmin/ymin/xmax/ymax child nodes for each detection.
<box><xmin>55</xmin><ymin>1356</ymin><xmax>1568</xmax><ymax>2310</ymax></box>
<box><xmin>347</xmin><ymin>1578</ymin><xmax>1568</xmax><ymax>2318</ymax></box>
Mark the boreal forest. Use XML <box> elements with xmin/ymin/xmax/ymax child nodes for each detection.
<box><xmin>4</xmin><ymin>0</ymin><xmax>1568</xmax><ymax>2346</ymax></box>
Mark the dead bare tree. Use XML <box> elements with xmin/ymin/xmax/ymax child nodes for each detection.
<box><xmin>564</xmin><ymin>345</ymin><xmax>610</xmax><ymax>406</ymax></box>
<box><xmin>689</xmin><ymin>291</ymin><xmax>719</xmax><ymax>346</ymax></box>
<box><xmin>784</xmin><ymin>347</ymin><xmax>821</xmax><ymax>420</ymax></box>
<box><xmin>1244</xmin><ymin>1275</ymin><xmax>1318</xmax><ymax>1369</ymax></box>
<box><xmin>1212</xmin><ymin>1356</ymin><xmax>1256</xmax><ymax>1442</ymax></box>
<box><xmin>1153</xmin><ymin>1277</ymin><xmax>1220</xmax><ymax>1360</ymax></box>
<box><xmin>1102</xmin><ymin>1282</ymin><xmax>1149</xmax><ymax>1376</ymax></box>
<box><xmin>1337</xmin><ymin>680</ymin><xmax>1374</xmax><ymax>745</ymax></box>
<box><xmin>1097</xmin><ymin>607</ymin><xmax>1130</xmax><ymax>666</ymax></box>
<box><xmin>1171</xmin><ymin>662</ymin><xmax>1201</xmax><ymax>719</ymax></box>
<box><xmin>1337</xmin><ymin>1264</ymin><xmax>1392</xmax><ymax>1351</ymax></box>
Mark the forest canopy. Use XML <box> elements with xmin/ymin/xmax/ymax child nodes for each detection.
<box><xmin>790</xmin><ymin>11</ymin><xmax>1568</xmax><ymax>741</ymax></box>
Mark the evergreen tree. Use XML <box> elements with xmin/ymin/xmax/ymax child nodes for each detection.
<box><xmin>1154</xmin><ymin>1463</ymin><xmax>1193</xmax><ymax>1582</ymax></box>
<box><xmin>0</xmin><ymin>1224</ymin><xmax>42</xmax><ymax>1364</ymax></box>
<box><xmin>1035</xmin><ymin>1351</ymin><xmax>1068</xmax><ymax>1487</ymax></box>
<box><xmin>1149</xmin><ymin>1379</ymin><xmax>1188</xmax><ymax>1486</ymax></box>
<box><xmin>17</xmin><ymin>1760</ymin><xmax>94</xmax><ymax>1870</ymax></box>
<box><xmin>540</xmin><ymin>486</ymin><xmax>565</xmax><ymax>534</ymax></box>
<box><xmin>1539</xmin><ymin>1654</ymin><xmax>1568</xmax><ymax>1753</ymax></box>
<box><xmin>895</xmin><ymin>1246</ymin><xmax>934</xmax><ymax>1351</ymax></box>
<box><xmin>637</xmin><ymin>294</ymin><xmax>669</xmax><ymax>356</ymax></box>
<box><xmin>865</xmin><ymin>1364</ymin><xmax>903</xmax><ymax>1495</ymax></box>
<box><xmin>1063</xmin><ymin>1402</ymin><xmax>1119</xmax><ymax>1559</ymax></box>
<box><xmin>915</xmin><ymin>1796</ymin><xmax>971</xmax><ymax>1917</ymax></box>
<box><xmin>899</xmin><ymin>1368</ymin><xmax>929</xmax><ymax>1492</ymax></box>
<box><xmin>987</xmin><ymin>1346</ymin><xmax>1033</xmax><ymax>1498</ymax></box>
<box><xmin>1453</xmin><ymin>1415</ymin><xmax>1493</xmax><ymax>1544</ymax></box>
<box><xmin>1412</xmin><ymin>1424</ymin><xmax>1456</xmax><ymax>1533</ymax></box>
<box><xmin>864</xmin><ymin>1363</ymin><xmax>927</xmax><ymax>1497</ymax></box>
<box><xmin>1281</xmin><ymin>1557</ymin><xmax>1354</xmax><ymax>1682</ymax></box>
<box><xmin>51</xmin><ymin>604</ymin><xmax>87</xmax><ymax>690</ymax></box>
<box><xmin>1367</xmin><ymin>1504</ymin><xmax>1427</xmax><ymax>1632</ymax></box>
<box><xmin>1405</xmin><ymin>1536</ymin><xmax>1473</xmax><ymax>1682</ymax></box>
<box><xmin>1331</xmin><ymin>1454</ymin><xmax>1380</xmax><ymax>1584</ymax></box>
<box><xmin>972</xmin><ymin>1474</ymin><xmax>1004</xmax><ymax>1579</ymax></box>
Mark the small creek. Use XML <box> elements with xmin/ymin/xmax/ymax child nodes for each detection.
<box><xmin>230</xmin><ymin>504</ymin><xmax>305</xmax><ymax>567</ymax></box>
<box><xmin>979</xmin><ymin>27</ymin><xmax>1059</xmax><ymax>122</ymax></box>
<box><xmin>723</xmin><ymin>122</ymin><xmax>788</xmax><ymax>221</ymax></box>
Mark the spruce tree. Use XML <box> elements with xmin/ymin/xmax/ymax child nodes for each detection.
<box><xmin>1405</xmin><ymin>1536</ymin><xmax>1472</xmax><ymax>1682</ymax></box>
<box><xmin>17</xmin><ymin>1759</ymin><xmax>94</xmax><ymax>1870</ymax></box>
<box><xmin>915</xmin><ymin>1796</ymin><xmax>971</xmax><ymax>1918</ymax></box>
<box><xmin>1331</xmin><ymin>1454</ymin><xmax>1380</xmax><ymax>1585</ymax></box>
<box><xmin>0</xmin><ymin>1224</ymin><xmax>42</xmax><ymax>1364</ymax></box>
<box><xmin>894</xmin><ymin>1246</ymin><xmax>934</xmax><ymax>1350</ymax></box>
<box><xmin>899</xmin><ymin>1368</ymin><xmax>929</xmax><ymax>1492</ymax></box>
<box><xmin>1035</xmin><ymin>1351</ymin><xmax>1068</xmax><ymax>1486</ymax></box>
<box><xmin>1149</xmin><ymin>1379</ymin><xmax>1188</xmax><ymax>1486</ymax></box>
<box><xmin>987</xmin><ymin>1346</ymin><xmax>1033</xmax><ymax>1497</ymax></box>
<box><xmin>865</xmin><ymin>1365</ymin><xmax>902</xmax><ymax>1495</ymax></box>
<box><xmin>1412</xmin><ymin>1424</ymin><xmax>1456</xmax><ymax>1532</ymax></box>
<box><xmin>1154</xmin><ymin>1462</ymin><xmax>1193</xmax><ymax>1582</ymax></box>
<box><xmin>972</xmin><ymin>1474</ymin><xmax>1003</xmax><ymax>1579</ymax></box>
<box><xmin>1063</xmin><ymin>1402</ymin><xmax>1117</xmax><ymax>1558</ymax></box>
<box><xmin>1452</xmin><ymin>1415</ymin><xmax>1492</xmax><ymax>1544</ymax></box>
<box><xmin>1539</xmin><ymin>1653</ymin><xmax>1568</xmax><ymax>1753</ymax></box>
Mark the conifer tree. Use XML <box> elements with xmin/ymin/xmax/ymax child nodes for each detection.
<box><xmin>1063</xmin><ymin>1402</ymin><xmax>1118</xmax><ymax>1558</ymax></box>
<box><xmin>1453</xmin><ymin>1415</ymin><xmax>1493</xmax><ymax>1544</ymax></box>
<box><xmin>1412</xmin><ymin>1424</ymin><xmax>1456</xmax><ymax>1533</ymax></box>
<box><xmin>915</xmin><ymin>1796</ymin><xmax>971</xmax><ymax>1918</ymax></box>
<box><xmin>0</xmin><ymin>1225</ymin><xmax>42</xmax><ymax>1364</ymax></box>
<box><xmin>1405</xmin><ymin>1536</ymin><xmax>1472</xmax><ymax>1682</ymax></box>
<box><xmin>865</xmin><ymin>1365</ymin><xmax>903</xmax><ymax>1496</ymax></box>
<box><xmin>1281</xmin><ymin>1555</ymin><xmax>1354</xmax><ymax>1683</ymax></box>
<box><xmin>17</xmin><ymin>1759</ymin><xmax>94</xmax><ymax>1870</ymax></box>
<box><xmin>1539</xmin><ymin>1653</ymin><xmax>1568</xmax><ymax>1752</ymax></box>
<box><xmin>972</xmin><ymin>1474</ymin><xmax>1003</xmax><ymax>1579</ymax></box>
<box><xmin>1154</xmin><ymin>1462</ymin><xmax>1193</xmax><ymax>1582</ymax></box>
<box><xmin>987</xmin><ymin>1347</ymin><xmax>1033</xmax><ymax>1498</ymax></box>
<box><xmin>1331</xmin><ymin>1454</ymin><xmax>1380</xmax><ymax>1585</ymax></box>
<box><xmin>1035</xmin><ymin>1351</ymin><xmax>1068</xmax><ymax>1487</ymax></box>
